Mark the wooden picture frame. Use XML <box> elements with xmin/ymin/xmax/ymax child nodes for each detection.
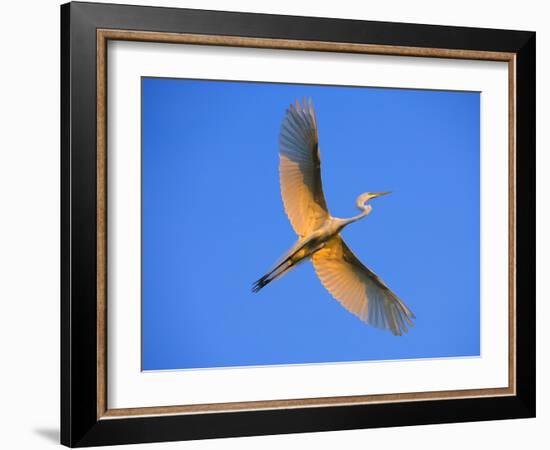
<box><xmin>61</xmin><ymin>1</ymin><xmax>535</xmax><ymax>447</ymax></box>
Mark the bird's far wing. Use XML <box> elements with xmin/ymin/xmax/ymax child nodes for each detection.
<box><xmin>279</xmin><ymin>98</ymin><xmax>329</xmax><ymax>237</ymax></box>
<box><xmin>311</xmin><ymin>235</ymin><xmax>415</xmax><ymax>335</ymax></box>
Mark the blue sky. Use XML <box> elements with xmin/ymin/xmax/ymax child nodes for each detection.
<box><xmin>141</xmin><ymin>77</ymin><xmax>480</xmax><ymax>371</ymax></box>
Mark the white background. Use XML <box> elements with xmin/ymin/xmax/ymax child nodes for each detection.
<box><xmin>109</xmin><ymin>42</ymin><xmax>509</xmax><ymax>408</ymax></box>
<box><xmin>0</xmin><ymin>0</ymin><xmax>546</xmax><ymax>449</ymax></box>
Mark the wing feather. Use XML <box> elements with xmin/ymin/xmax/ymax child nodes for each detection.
<box><xmin>312</xmin><ymin>236</ymin><xmax>415</xmax><ymax>335</ymax></box>
<box><xmin>279</xmin><ymin>98</ymin><xmax>329</xmax><ymax>237</ymax></box>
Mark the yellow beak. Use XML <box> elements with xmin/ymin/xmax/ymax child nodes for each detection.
<box><xmin>371</xmin><ymin>191</ymin><xmax>392</xmax><ymax>199</ymax></box>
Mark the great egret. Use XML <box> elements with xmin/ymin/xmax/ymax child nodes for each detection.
<box><xmin>252</xmin><ymin>98</ymin><xmax>415</xmax><ymax>336</ymax></box>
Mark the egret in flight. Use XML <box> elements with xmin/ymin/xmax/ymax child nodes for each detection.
<box><xmin>252</xmin><ymin>98</ymin><xmax>415</xmax><ymax>335</ymax></box>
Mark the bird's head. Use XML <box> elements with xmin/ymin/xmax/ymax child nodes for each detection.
<box><xmin>355</xmin><ymin>191</ymin><xmax>392</xmax><ymax>211</ymax></box>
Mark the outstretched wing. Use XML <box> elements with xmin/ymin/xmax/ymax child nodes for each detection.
<box><xmin>312</xmin><ymin>236</ymin><xmax>415</xmax><ymax>335</ymax></box>
<box><xmin>279</xmin><ymin>98</ymin><xmax>329</xmax><ymax>237</ymax></box>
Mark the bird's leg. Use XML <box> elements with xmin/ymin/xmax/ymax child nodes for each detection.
<box><xmin>252</xmin><ymin>259</ymin><xmax>294</xmax><ymax>293</ymax></box>
<box><xmin>257</xmin><ymin>254</ymin><xmax>294</xmax><ymax>283</ymax></box>
<box><xmin>252</xmin><ymin>239</ymin><xmax>327</xmax><ymax>293</ymax></box>
<box><xmin>252</xmin><ymin>239</ymin><xmax>309</xmax><ymax>293</ymax></box>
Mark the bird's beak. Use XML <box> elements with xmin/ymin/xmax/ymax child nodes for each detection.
<box><xmin>371</xmin><ymin>191</ymin><xmax>392</xmax><ymax>199</ymax></box>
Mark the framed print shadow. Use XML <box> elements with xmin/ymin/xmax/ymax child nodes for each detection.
<box><xmin>61</xmin><ymin>1</ymin><xmax>536</xmax><ymax>447</ymax></box>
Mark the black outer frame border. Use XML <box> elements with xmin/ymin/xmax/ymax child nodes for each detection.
<box><xmin>60</xmin><ymin>1</ymin><xmax>535</xmax><ymax>447</ymax></box>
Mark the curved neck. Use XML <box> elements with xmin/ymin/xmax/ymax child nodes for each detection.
<box><xmin>342</xmin><ymin>205</ymin><xmax>371</xmax><ymax>228</ymax></box>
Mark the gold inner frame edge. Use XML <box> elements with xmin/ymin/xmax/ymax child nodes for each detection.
<box><xmin>96</xmin><ymin>29</ymin><xmax>517</xmax><ymax>420</ymax></box>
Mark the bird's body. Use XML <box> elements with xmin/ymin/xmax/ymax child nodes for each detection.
<box><xmin>253</xmin><ymin>98</ymin><xmax>415</xmax><ymax>335</ymax></box>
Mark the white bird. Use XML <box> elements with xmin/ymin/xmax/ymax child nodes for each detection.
<box><xmin>252</xmin><ymin>98</ymin><xmax>415</xmax><ymax>335</ymax></box>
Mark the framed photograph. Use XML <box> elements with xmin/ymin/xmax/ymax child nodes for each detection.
<box><xmin>61</xmin><ymin>1</ymin><xmax>535</xmax><ymax>447</ymax></box>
